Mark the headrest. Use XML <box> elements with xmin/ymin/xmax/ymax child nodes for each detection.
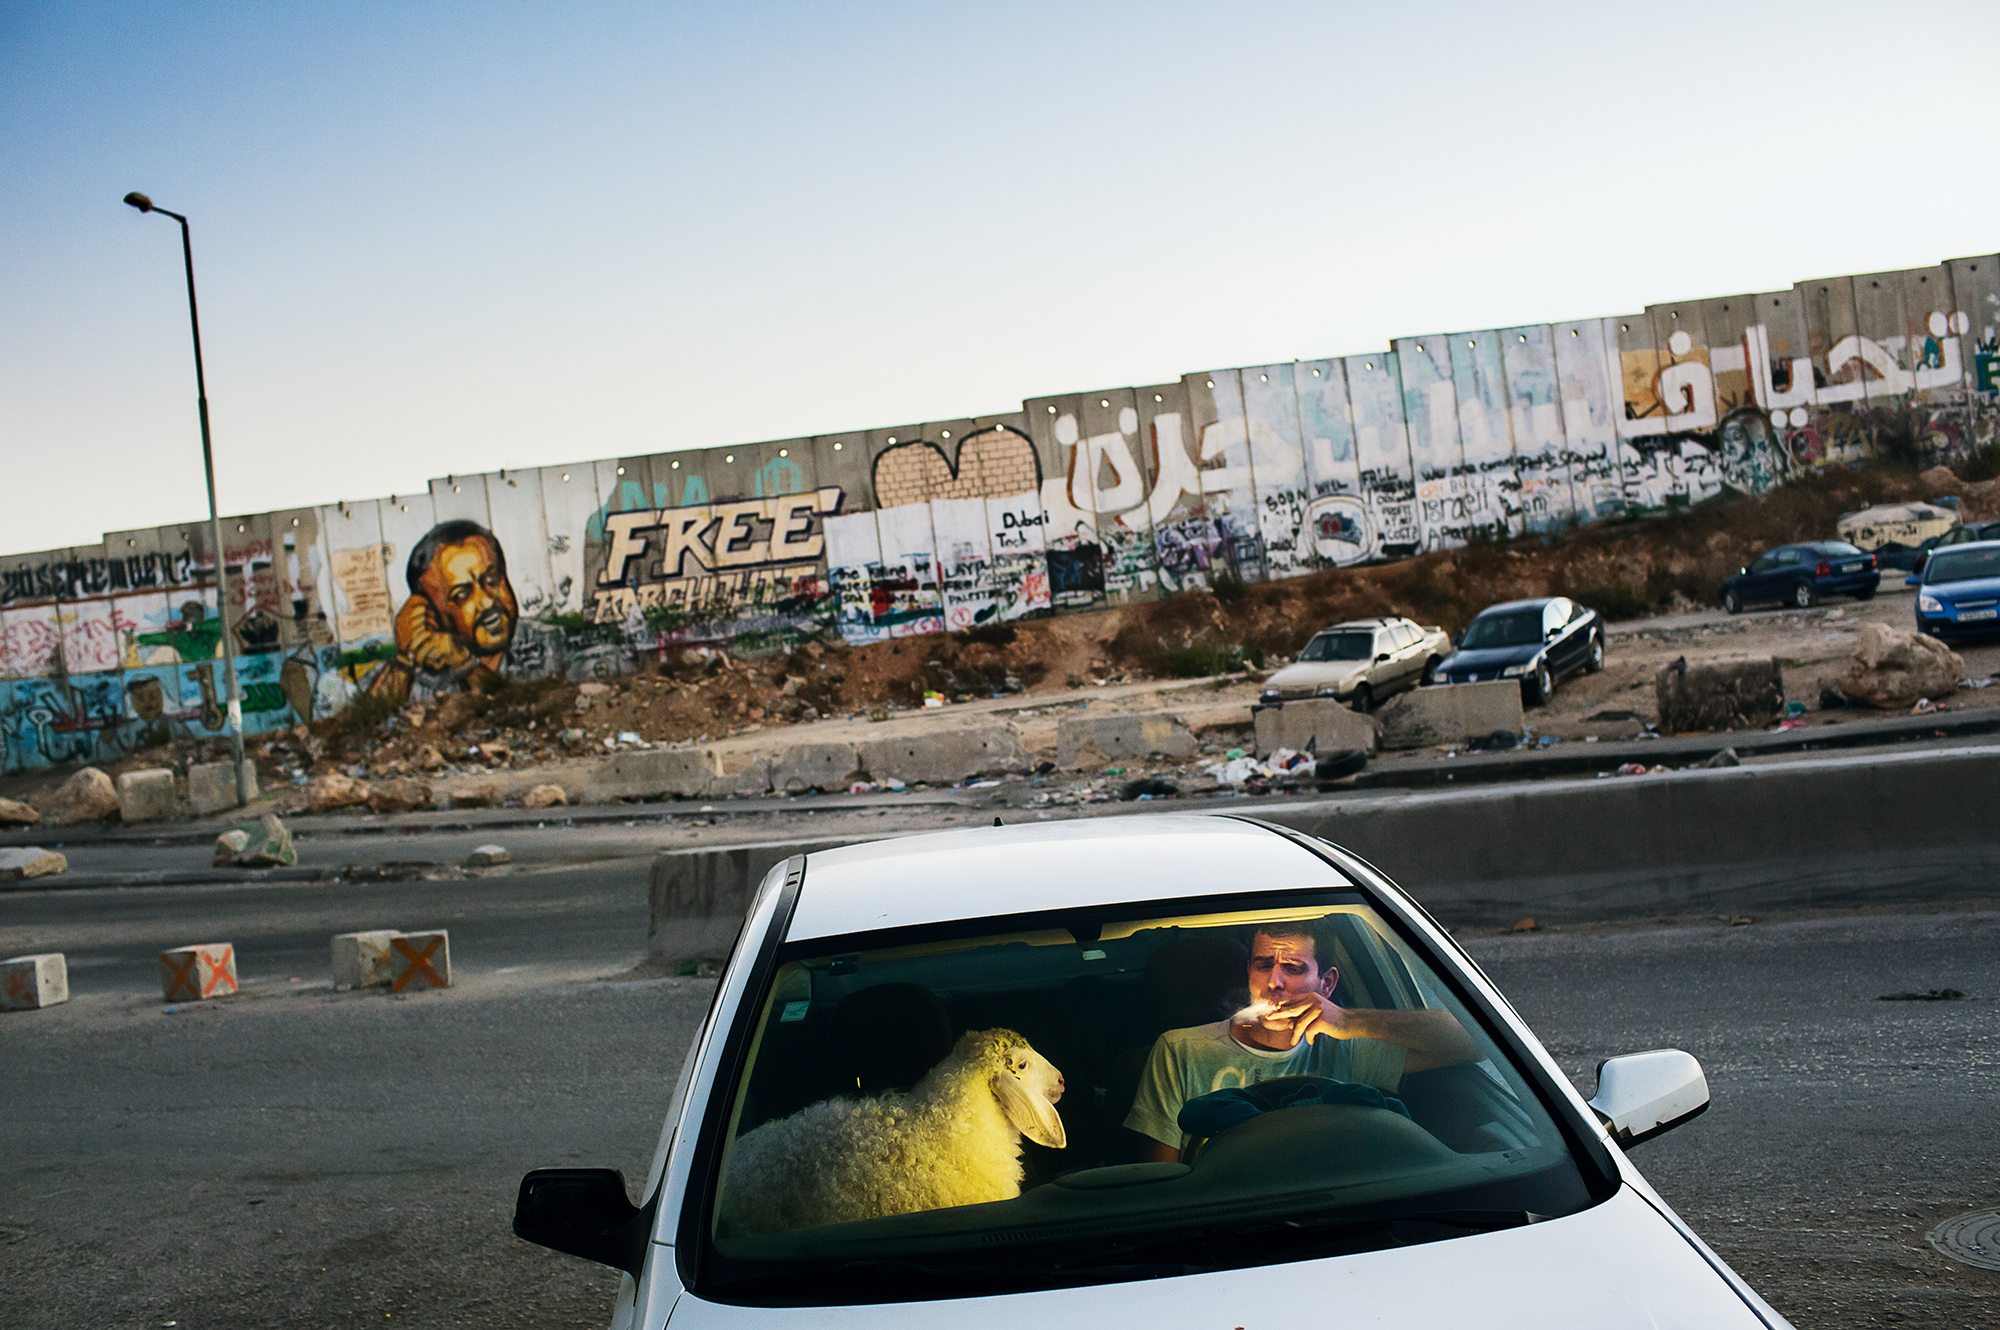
<box><xmin>833</xmin><ymin>982</ymin><xmax>954</xmax><ymax>1094</ymax></box>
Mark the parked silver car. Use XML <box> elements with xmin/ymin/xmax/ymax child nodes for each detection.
<box><xmin>1258</xmin><ymin>616</ymin><xmax>1452</xmax><ymax>713</ymax></box>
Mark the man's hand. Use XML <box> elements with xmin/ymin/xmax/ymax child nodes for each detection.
<box><xmin>396</xmin><ymin>596</ymin><xmax>472</xmax><ymax>675</ymax></box>
<box><xmin>1262</xmin><ymin>993</ymin><xmax>1347</xmax><ymax>1049</ymax></box>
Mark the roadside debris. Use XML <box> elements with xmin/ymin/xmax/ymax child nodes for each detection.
<box><xmin>0</xmin><ymin>797</ymin><xmax>41</xmax><ymax>826</ymax></box>
<box><xmin>0</xmin><ymin>846</ymin><xmax>68</xmax><ymax>881</ymax></box>
<box><xmin>466</xmin><ymin>844</ymin><xmax>510</xmax><ymax>867</ymax></box>
<box><xmin>1838</xmin><ymin>623</ymin><xmax>1963</xmax><ymax>708</ymax></box>
<box><xmin>213</xmin><ymin>813</ymin><xmax>297</xmax><ymax>868</ymax></box>
<box><xmin>47</xmin><ymin>767</ymin><xmax>119</xmax><ymax>824</ymax></box>
<box><xmin>1877</xmin><ymin>988</ymin><xmax>1966</xmax><ymax>1001</ymax></box>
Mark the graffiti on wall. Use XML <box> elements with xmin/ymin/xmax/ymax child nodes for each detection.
<box><xmin>7</xmin><ymin>254</ymin><xmax>2000</xmax><ymax>772</ymax></box>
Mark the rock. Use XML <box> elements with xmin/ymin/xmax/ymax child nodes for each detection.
<box><xmin>450</xmin><ymin>782</ymin><xmax>500</xmax><ymax>809</ymax></box>
<box><xmin>47</xmin><ymin>768</ymin><xmax>120</xmax><ymax>824</ymax></box>
<box><xmin>366</xmin><ymin>777</ymin><xmax>433</xmax><ymax>814</ymax></box>
<box><xmin>305</xmin><ymin>772</ymin><xmax>371</xmax><ymax>812</ymax></box>
<box><xmin>214</xmin><ymin>814</ymin><xmax>296</xmax><ymax>868</ymax></box>
<box><xmin>212</xmin><ymin>829</ymin><xmax>251</xmax><ymax>865</ymax></box>
<box><xmin>578</xmin><ymin>681</ymin><xmax>612</xmax><ymax>696</ymax></box>
<box><xmin>480</xmin><ymin>741</ymin><xmax>512</xmax><ymax>766</ymax></box>
<box><xmin>522</xmin><ymin>783</ymin><xmax>568</xmax><ymax>808</ymax></box>
<box><xmin>415</xmin><ymin>744</ymin><xmax>445</xmax><ymax>771</ymax></box>
<box><xmin>0</xmin><ymin>796</ymin><xmax>42</xmax><ymax>826</ymax></box>
<box><xmin>466</xmin><ymin>844</ymin><xmax>510</xmax><ymax>867</ymax></box>
<box><xmin>1917</xmin><ymin>465</ymin><xmax>1963</xmax><ymax>496</ymax></box>
<box><xmin>0</xmin><ymin>847</ymin><xmax>68</xmax><ymax>881</ymax></box>
<box><xmin>1655</xmin><ymin>656</ymin><xmax>1784</xmax><ymax>732</ymax></box>
<box><xmin>1839</xmin><ymin>623</ymin><xmax>1963</xmax><ymax>708</ymax></box>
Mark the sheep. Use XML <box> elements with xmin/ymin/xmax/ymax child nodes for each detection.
<box><xmin>718</xmin><ymin>1028</ymin><xmax>1066</xmax><ymax>1236</ymax></box>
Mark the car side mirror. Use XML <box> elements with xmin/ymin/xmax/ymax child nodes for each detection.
<box><xmin>1545</xmin><ymin>627</ymin><xmax>1560</xmax><ymax>641</ymax></box>
<box><xmin>1375</xmin><ymin>652</ymin><xmax>1390</xmax><ymax>662</ymax></box>
<box><xmin>1588</xmin><ymin>1049</ymin><xmax>1709</xmax><ymax>1148</ymax></box>
<box><xmin>1906</xmin><ymin>575</ymin><xmax>1921</xmax><ymax>587</ymax></box>
<box><xmin>514</xmin><ymin>1168</ymin><xmax>653</xmax><ymax>1275</ymax></box>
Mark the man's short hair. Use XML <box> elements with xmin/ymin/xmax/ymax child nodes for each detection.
<box><xmin>407</xmin><ymin>520</ymin><xmax>506</xmax><ymax>590</ymax></box>
<box><xmin>1250</xmin><ymin>918</ymin><xmax>1340</xmax><ymax>970</ymax></box>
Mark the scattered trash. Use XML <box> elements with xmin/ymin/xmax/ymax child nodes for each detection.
<box><xmin>1224</xmin><ymin>747</ymin><xmax>1246</xmax><ymax>761</ymax></box>
<box><xmin>963</xmin><ymin>778</ymin><xmax>1001</xmax><ymax>789</ymax></box>
<box><xmin>1033</xmin><ymin>761</ymin><xmax>1056</xmax><ymax>775</ymax></box>
<box><xmin>1728</xmin><ymin>915</ymin><xmax>1755</xmax><ymax>926</ymax></box>
<box><xmin>922</xmin><ymin>691</ymin><xmax>945</xmax><ymax>709</ymax></box>
<box><xmin>1615</xmin><ymin>763</ymin><xmax>1648</xmax><ymax>776</ymax></box>
<box><xmin>1466</xmin><ymin>730</ymin><xmax>1519</xmax><ymax>752</ymax></box>
<box><xmin>1784</xmin><ymin>701</ymin><xmax>1808</xmax><ymax>718</ymax></box>
<box><xmin>1509</xmin><ymin>918</ymin><xmax>1539</xmax><ymax>933</ymax></box>
<box><xmin>1537</xmin><ymin>734</ymin><xmax>1561</xmax><ymax>747</ymax></box>
<box><xmin>1911</xmin><ymin>697</ymin><xmax>1938</xmax><ymax>715</ymax></box>
<box><xmin>847</xmin><ymin>781</ymin><xmax>874</xmax><ymax>794</ymax></box>
<box><xmin>883</xmin><ymin>778</ymin><xmax>907</xmax><ymax>792</ymax></box>
<box><xmin>1702</xmin><ymin>748</ymin><xmax>1741</xmax><ymax>769</ymax></box>
<box><xmin>1120</xmin><ymin>778</ymin><xmax>1180</xmax><ymax>801</ymax></box>
<box><xmin>617</xmin><ymin>731</ymin><xmax>644</xmax><ymax>745</ymax></box>
<box><xmin>1104</xmin><ymin>767</ymin><xmax>1125</xmax><ymax>777</ymax></box>
<box><xmin>1878</xmin><ymin>989</ymin><xmax>1966</xmax><ymax>1001</ymax></box>
<box><xmin>1961</xmin><ymin>677</ymin><xmax>1993</xmax><ymax>689</ymax></box>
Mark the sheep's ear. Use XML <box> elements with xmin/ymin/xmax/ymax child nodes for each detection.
<box><xmin>992</xmin><ymin>1074</ymin><xmax>1066</xmax><ymax>1149</ymax></box>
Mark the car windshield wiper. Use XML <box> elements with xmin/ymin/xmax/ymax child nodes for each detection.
<box><xmin>1054</xmin><ymin>1208</ymin><xmax>1533</xmax><ymax>1271</ymax></box>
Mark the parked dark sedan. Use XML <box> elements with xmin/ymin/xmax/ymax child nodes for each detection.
<box><xmin>1719</xmin><ymin>541</ymin><xmax>1878</xmax><ymax>613</ymax></box>
<box><xmin>1908</xmin><ymin>540</ymin><xmax>2000</xmax><ymax>639</ymax></box>
<box><xmin>1429</xmin><ymin>596</ymin><xmax>1604</xmax><ymax>705</ymax></box>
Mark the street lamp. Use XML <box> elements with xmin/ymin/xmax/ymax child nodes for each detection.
<box><xmin>123</xmin><ymin>191</ymin><xmax>249</xmax><ymax>807</ymax></box>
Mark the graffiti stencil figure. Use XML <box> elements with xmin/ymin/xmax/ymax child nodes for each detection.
<box><xmin>369</xmin><ymin>521</ymin><xmax>519</xmax><ymax>703</ymax></box>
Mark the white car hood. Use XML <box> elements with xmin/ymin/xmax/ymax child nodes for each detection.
<box><xmin>661</xmin><ymin>1185</ymin><xmax>1772</xmax><ymax>1328</ymax></box>
<box><xmin>1264</xmin><ymin>661</ymin><xmax>1364</xmax><ymax>693</ymax></box>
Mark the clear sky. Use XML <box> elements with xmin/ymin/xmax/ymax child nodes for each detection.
<box><xmin>5</xmin><ymin>0</ymin><xmax>1995</xmax><ymax>554</ymax></box>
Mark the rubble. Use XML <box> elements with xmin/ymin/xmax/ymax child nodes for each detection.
<box><xmin>522</xmin><ymin>783</ymin><xmax>568</xmax><ymax>808</ymax></box>
<box><xmin>0</xmin><ymin>797</ymin><xmax>39</xmax><ymax>826</ymax></box>
<box><xmin>365</xmin><ymin>778</ymin><xmax>433</xmax><ymax>813</ymax></box>
<box><xmin>1838</xmin><ymin>623</ymin><xmax>1963</xmax><ymax>709</ymax></box>
<box><xmin>1655</xmin><ymin>656</ymin><xmax>1785</xmax><ymax>732</ymax></box>
<box><xmin>0</xmin><ymin>847</ymin><xmax>68</xmax><ymax>881</ymax></box>
<box><xmin>46</xmin><ymin>767</ymin><xmax>119</xmax><ymax>824</ymax></box>
<box><xmin>305</xmin><ymin>772</ymin><xmax>371</xmax><ymax>812</ymax></box>
<box><xmin>466</xmin><ymin>844</ymin><xmax>510</xmax><ymax>867</ymax></box>
<box><xmin>213</xmin><ymin>814</ymin><xmax>296</xmax><ymax>868</ymax></box>
<box><xmin>451</xmin><ymin>782</ymin><xmax>501</xmax><ymax>809</ymax></box>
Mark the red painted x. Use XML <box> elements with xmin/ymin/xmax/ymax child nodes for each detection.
<box><xmin>202</xmin><ymin>946</ymin><xmax>236</xmax><ymax>996</ymax></box>
<box><xmin>5</xmin><ymin>968</ymin><xmax>31</xmax><ymax>1001</ymax></box>
<box><xmin>162</xmin><ymin>950</ymin><xmax>201</xmax><ymax>999</ymax></box>
<box><xmin>392</xmin><ymin>935</ymin><xmax>445</xmax><ymax>991</ymax></box>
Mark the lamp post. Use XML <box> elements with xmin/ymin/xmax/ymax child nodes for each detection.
<box><xmin>123</xmin><ymin>191</ymin><xmax>248</xmax><ymax>806</ymax></box>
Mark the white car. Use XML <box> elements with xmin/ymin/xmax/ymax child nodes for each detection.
<box><xmin>516</xmin><ymin>817</ymin><xmax>1790</xmax><ymax>1329</ymax></box>
<box><xmin>1258</xmin><ymin>617</ymin><xmax>1452</xmax><ymax>713</ymax></box>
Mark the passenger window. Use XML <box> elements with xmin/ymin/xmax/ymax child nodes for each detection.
<box><xmin>1775</xmin><ymin>549</ymin><xmax>1801</xmax><ymax>565</ymax></box>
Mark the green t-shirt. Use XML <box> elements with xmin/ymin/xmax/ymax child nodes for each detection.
<box><xmin>1124</xmin><ymin>1019</ymin><xmax>1408</xmax><ymax>1150</ymax></box>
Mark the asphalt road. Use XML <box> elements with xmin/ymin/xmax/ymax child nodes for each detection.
<box><xmin>2</xmin><ymin>850</ymin><xmax>1996</xmax><ymax>1329</ymax></box>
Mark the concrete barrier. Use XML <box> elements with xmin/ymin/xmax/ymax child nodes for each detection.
<box><xmin>331</xmin><ymin>930</ymin><xmax>402</xmax><ymax>989</ymax></box>
<box><xmin>770</xmin><ymin>743</ymin><xmax>863</xmax><ymax>793</ymax></box>
<box><xmin>1252</xmin><ymin>699</ymin><xmax>1379</xmax><ymax>758</ymax></box>
<box><xmin>390</xmin><ymin>930</ymin><xmax>451</xmax><ymax>991</ymax></box>
<box><xmin>189</xmin><ymin>760</ymin><xmax>258</xmax><ymax>816</ymax></box>
<box><xmin>642</xmin><ymin>746</ymin><xmax>2000</xmax><ymax>950</ymax></box>
<box><xmin>1377</xmin><ymin>681</ymin><xmax>1524</xmax><ymax>750</ymax></box>
<box><xmin>117</xmin><ymin>769</ymin><xmax>177</xmax><ymax>823</ymax></box>
<box><xmin>2</xmin><ymin>953</ymin><xmax>68</xmax><ymax>1010</ymax></box>
<box><xmin>586</xmin><ymin>748</ymin><xmax>723</xmax><ymax>802</ymax></box>
<box><xmin>1057</xmin><ymin>714</ymin><xmax>1198</xmax><ymax>767</ymax></box>
<box><xmin>160</xmin><ymin>942</ymin><xmax>237</xmax><ymax>1001</ymax></box>
<box><xmin>858</xmin><ymin>725</ymin><xmax>1027</xmax><ymax>785</ymax></box>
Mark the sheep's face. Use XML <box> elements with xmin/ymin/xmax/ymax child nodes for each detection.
<box><xmin>989</xmin><ymin>1037</ymin><xmax>1066</xmax><ymax>1150</ymax></box>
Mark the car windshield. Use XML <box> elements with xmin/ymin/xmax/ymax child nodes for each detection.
<box><xmin>1927</xmin><ymin>547</ymin><xmax>2000</xmax><ymax>584</ymax></box>
<box><xmin>1298</xmin><ymin>631</ymin><xmax>1375</xmax><ymax>662</ymax></box>
<box><xmin>1459</xmin><ymin>610</ymin><xmax>1542</xmax><ymax>649</ymax></box>
<box><xmin>697</xmin><ymin>891</ymin><xmax>1595</xmax><ymax>1303</ymax></box>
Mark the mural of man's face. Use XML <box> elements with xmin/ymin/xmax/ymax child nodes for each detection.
<box><xmin>127</xmin><ymin>676</ymin><xmax>165</xmax><ymax>723</ymax></box>
<box><xmin>418</xmin><ymin>537</ymin><xmax>518</xmax><ymax>654</ymax></box>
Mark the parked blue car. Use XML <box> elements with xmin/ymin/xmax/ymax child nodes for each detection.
<box><xmin>1908</xmin><ymin>540</ymin><xmax>2000</xmax><ymax>640</ymax></box>
<box><xmin>1719</xmin><ymin>541</ymin><xmax>1879</xmax><ymax>613</ymax></box>
<box><xmin>1429</xmin><ymin>596</ymin><xmax>1604</xmax><ymax>705</ymax></box>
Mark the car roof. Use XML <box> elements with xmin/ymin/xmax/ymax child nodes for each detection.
<box><xmin>1475</xmin><ymin>598</ymin><xmax>1555</xmax><ymax>615</ymax></box>
<box><xmin>1312</xmin><ymin>617</ymin><xmax>1402</xmax><ymax>632</ymax></box>
<box><xmin>790</xmin><ymin>815</ymin><xmax>1352</xmax><ymax>941</ymax></box>
<box><xmin>1933</xmin><ymin>538</ymin><xmax>2000</xmax><ymax>556</ymax></box>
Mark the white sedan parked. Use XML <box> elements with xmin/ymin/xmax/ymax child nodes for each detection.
<box><xmin>516</xmin><ymin>817</ymin><xmax>1790</xmax><ymax>1329</ymax></box>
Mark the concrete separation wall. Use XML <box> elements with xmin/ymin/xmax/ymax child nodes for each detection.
<box><xmin>643</xmin><ymin>746</ymin><xmax>2000</xmax><ymax>962</ymax></box>
<box><xmin>1377</xmin><ymin>681</ymin><xmax>1524</xmax><ymax>750</ymax></box>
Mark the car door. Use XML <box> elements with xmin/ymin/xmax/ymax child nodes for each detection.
<box><xmin>1367</xmin><ymin>627</ymin><xmax>1397</xmax><ymax>691</ymax></box>
<box><xmin>1540</xmin><ymin>600</ymin><xmax>1575</xmax><ymax>672</ymax></box>
<box><xmin>1741</xmin><ymin>551</ymin><xmax>1780</xmax><ymax>601</ymax></box>
<box><xmin>1387</xmin><ymin>622</ymin><xmax>1423</xmax><ymax>688</ymax></box>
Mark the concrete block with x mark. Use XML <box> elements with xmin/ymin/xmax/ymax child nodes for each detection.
<box><xmin>390</xmin><ymin>931</ymin><xmax>451</xmax><ymax>992</ymax></box>
<box><xmin>2</xmin><ymin>953</ymin><xmax>69</xmax><ymax>1010</ymax></box>
<box><xmin>160</xmin><ymin>942</ymin><xmax>238</xmax><ymax>1002</ymax></box>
